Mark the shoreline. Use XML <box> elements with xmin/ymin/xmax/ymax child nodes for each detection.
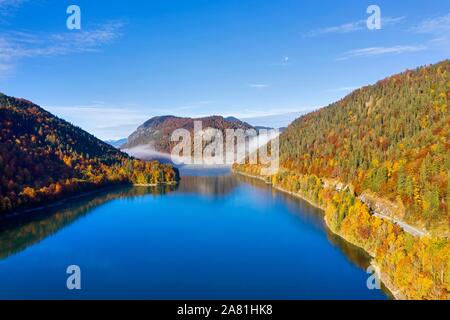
<box><xmin>133</xmin><ymin>181</ymin><xmax>178</xmax><ymax>187</ymax></box>
<box><xmin>0</xmin><ymin>184</ymin><xmax>125</xmax><ymax>222</ymax></box>
<box><xmin>0</xmin><ymin>181</ymin><xmax>178</xmax><ymax>223</ymax></box>
<box><xmin>233</xmin><ymin>170</ymin><xmax>403</xmax><ymax>300</ymax></box>
<box><xmin>234</xmin><ymin>170</ymin><xmax>272</xmax><ymax>184</ymax></box>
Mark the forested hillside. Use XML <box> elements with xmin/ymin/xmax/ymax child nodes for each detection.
<box><xmin>234</xmin><ymin>60</ymin><xmax>450</xmax><ymax>299</ymax></box>
<box><xmin>122</xmin><ymin>115</ymin><xmax>254</xmax><ymax>153</ymax></box>
<box><xmin>0</xmin><ymin>93</ymin><xmax>179</xmax><ymax>214</ymax></box>
<box><xmin>281</xmin><ymin>60</ymin><xmax>450</xmax><ymax>233</ymax></box>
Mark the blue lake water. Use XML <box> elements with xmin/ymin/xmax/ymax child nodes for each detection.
<box><xmin>0</xmin><ymin>174</ymin><xmax>389</xmax><ymax>299</ymax></box>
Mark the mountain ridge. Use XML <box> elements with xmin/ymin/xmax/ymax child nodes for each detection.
<box><xmin>122</xmin><ymin>115</ymin><xmax>255</xmax><ymax>153</ymax></box>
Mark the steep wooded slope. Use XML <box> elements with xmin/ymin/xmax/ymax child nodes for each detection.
<box><xmin>0</xmin><ymin>93</ymin><xmax>178</xmax><ymax>214</ymax></box>
<box><xmin>281</xmin><ymin>60</ymin><xmax>450</xmax><ymax>231</ymax></box>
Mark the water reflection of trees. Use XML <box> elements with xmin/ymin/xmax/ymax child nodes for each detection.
<box><xmin>0</xmin><ymin>174</ymin><xmax>392</xmax><ymax>299</ymax></box>
<box><xmin>0</xmin><ymin>176</ymin><xmax>245</xmax><ymax>261</ymax></box>
<box><xmin>0</xmin><ymin>185</ymin><xmax>177</xmax><ymax>260</ymax></box>
<box><xmin>235</xmin><ymin>174</ymin><xmax>377</xmax><ymax>273</ymax></box>
<box><xmin>325</xmin><ymin>232</ymin><xmax>370</xmax><ymax>270</ymax></box>
<box><xmin>176</xmin><ymin>176</ymin><xmax>240</xmax><ymax>197</ymax></box>
<box><xmin>0</xmin><ymin>174</ymin><xmax>378</xmax><ymax>273</ymax></box>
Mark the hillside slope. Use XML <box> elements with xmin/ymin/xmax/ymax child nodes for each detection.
<box><xmin>0</xmin><ymin>93</ymin><xmax>179</xmax><ymax>214</ymax></box>
<box><xmin>281</xmin><ymin>60</ymin><xmax>449</xmax><ymax>232</ymax></box>
<box><xmin>122</xmin><ymin>115</ymin><xmax>254</xmax><ymax>153</ymax></box>
<box><xmin>234</xmin><ymin>60</ymin><xmax>450</xmax><ymax>300</ymax></box>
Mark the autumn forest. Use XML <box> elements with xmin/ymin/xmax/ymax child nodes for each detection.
<box><xmin>234</xmin><ymin>60</ymin><xmax>450</xmax><ymax>300</ymax></box>
<box><xmin>0</xmin><ymin>60</ymin><xmax>449</xmax><ymax>301</ymax></box>
<box><xmin>0</xmin><ymin>94</ymin><xmax>179</xmax><ymax>215</ymax></box>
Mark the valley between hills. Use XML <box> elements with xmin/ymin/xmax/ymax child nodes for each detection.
<box><xmin>1</xmin><ymin>60</ymin><xmax>449</xmax><ymax>300</ymax></box>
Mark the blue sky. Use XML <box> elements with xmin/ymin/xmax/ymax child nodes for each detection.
<box><xmin>0</xmin><ymin>0</ymin><xmax>449</xmax><ymax>139</ymax></box>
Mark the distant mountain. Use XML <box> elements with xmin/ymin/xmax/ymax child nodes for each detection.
<box><xmin>105</xmin><ymin>138</ymin><xmax>128</xmax><ymax>148</ymax></box>
<box><xmin>122</xmin><ymin>115</ymin><xmax>254</xmax><ymax>153</ymax></box>
<box><xmin>254</xmin><ymin>125</ymin><xmax>274</xmax><ymax>131</ymax></box>
<box><xmin>0</xmin><ymin>93</ymin><xmax>178</xmax><ymax>214</ymax></box>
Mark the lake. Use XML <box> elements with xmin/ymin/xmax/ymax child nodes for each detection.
<box><xmin>0</xmin><ymin>173</ymin><xmax>389</xmax><ymax>299</ymax></box>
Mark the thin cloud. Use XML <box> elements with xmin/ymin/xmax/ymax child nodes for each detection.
<box><xmin>0</xmin><ymin>21</ymin><xmax>124</xmax><ymax>77</ymax></box>
<box><xmin>411</xmin><ymin>13</ymin><xmax>450</xmax><ymax>50</ymax></box>
<box><xmin>429</xmin><ymin>36</ymin><xmax>450</xmax><ymax>48</ymax></box>
<box><xmin>45</xmin><ymin>104</ymin><xmax>150</xmax><ymax>140</ymax></box>
<box><xmin>46</xmin><ymin>105</ymin><xmax>314</xmax><ymax>140</ymax></box>
<box><xmin>0</xmin><ymin>0</ymin><xmax>23</xmax><ymax>5</ymax></box>
<box><xmin>305</xmin><ymin>16</ymin><xmax>405</xmax><ymax>37</ymax></box>
<box><xmin>0</xmin><ymin>62</ymin><xmax>12</xmax><ymax>73</ymax></box>
<box><xmin>336</xmin><ymin>13</ymin><xmax>450</xmax><ymax>62</ymax></box>
<box><xmin>411</xmin><ymin>13</ymin><xmax>450</xmax><ymax>34</ymax></box>
<box><xmin>249</xmin><ymin>84</ymin><xmax>270</xmax><ymax>88</ymax></box>
<box><xmin>0</xmin><ymin>0</ymin><xmax>24</xmax><ymax>16</ymax></box>
<box><xmin>337</xmin><ymin>45</ymin><xmax>426</xmax><ymax>60</ymax></box>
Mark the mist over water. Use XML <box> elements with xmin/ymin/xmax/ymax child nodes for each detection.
<box><xmin>122</xmin><ymin>129</ymin><xmax>279</xmax><ymax>167</ymax></box>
